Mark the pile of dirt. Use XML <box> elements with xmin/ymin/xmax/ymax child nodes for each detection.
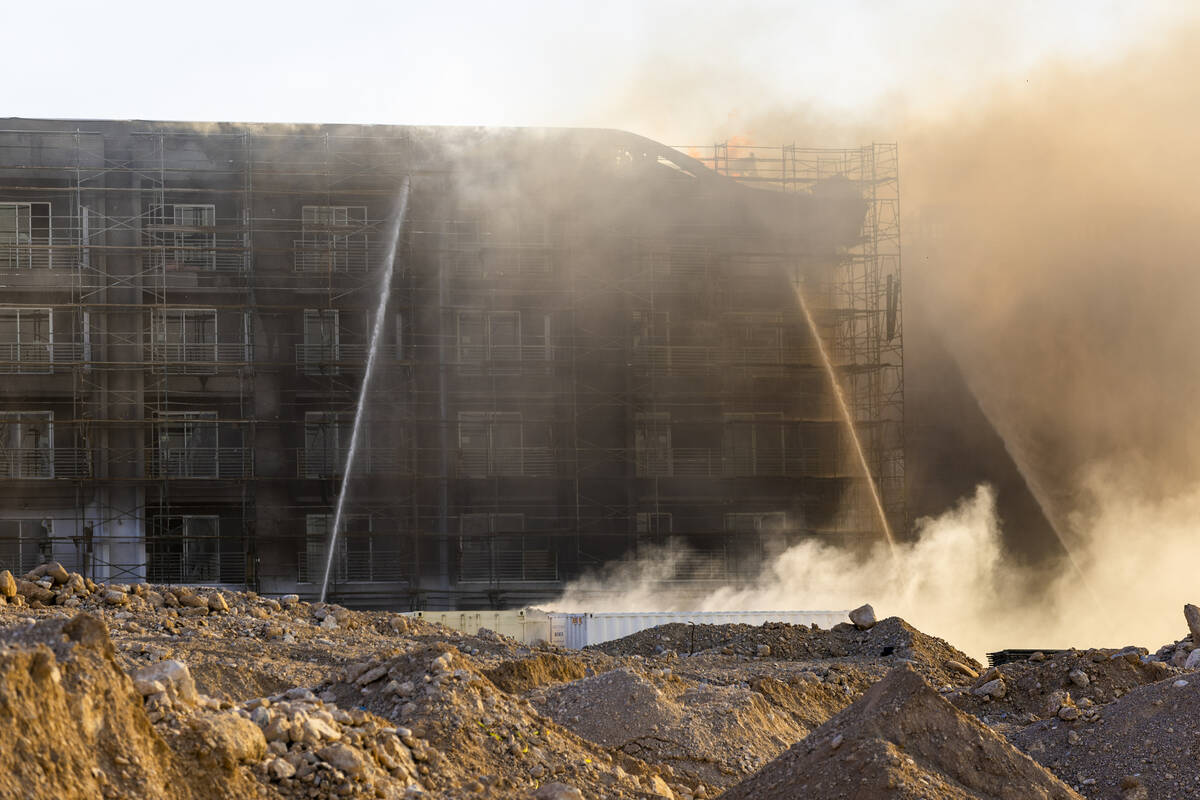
<box><xmin>316</xmin><ymin>641</ymin><xmax>685</xmax><ymax>798</ymax></box>
<box><xmin>1014</xmin><ymin>670</ymin><xmax>1200</xmax><ymax>798</ymax></box>
<box><xmin>718</xmin><ymin>664</ymin><xmax>1083</xmax><ymax>800</ymax></box>
<box><xmin>485</xmin><ymin>652</ymin><xmax>592</xmax><ymax>694</ymax></box>
<box><xmin>948</xmin><ymin>648</ymin><xmax>1175</xmax><ymax>729</ymax></box>
<box><xmin>529</xmin><ymin>665</ymin><xmax>813</xmax><ymax>792</ymax></box>
<box><xmin>597</xmin><ymin>616</ymin><xmax>981</xmax><ymax>688</ymax></box>
<box><xmin>0</xmin><ymin>613</ymin><xmax>263</xmax><ymax>800</ymax></box>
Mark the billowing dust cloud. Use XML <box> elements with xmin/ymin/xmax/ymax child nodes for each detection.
<box><xmin>555</xmin><ymin>24</ymin><xmax>1200</xmax><ymax>658</ymax></box>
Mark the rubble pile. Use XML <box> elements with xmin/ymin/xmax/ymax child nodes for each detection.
<box><xmin>1014</xmin><ymin>670</ymin><xmax>1200</xmax><ymax>798</ymax></box>
<box><xmin>718</xmin><ymin>664</ymin><xmax>1083</xmax><ymax>800</ymax></box>
<box><xmin>3</xmin><ymin>562</ymin><xmax>1200</xmax><ymax>800</ymax></box>
<box><xmin>597</xmin><ymin>615</ymin><xmax>981</xmax><ymax>688</ymax></box>
<box><xmin>315</xmin><ymin>642</ymin><xmax>688</xmax><ymax>798</ymax></box>
<box><xmin>947</xmin><ymin>647</ymin><xmax>1174</xmax><ymax>731</ymax></box>
<box><xmin>529</xmin><ymin>665</ymin><xmax>810</xmax><ymax>791</ymax></box>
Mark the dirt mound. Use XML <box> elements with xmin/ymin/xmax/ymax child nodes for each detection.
<box><xmin>1013</xmin><ymin>670</ymin><xmax>1200</xmax><ymax>798</ymax></box>
<box><xmin>597</xmin><ymin>616</ymin><xmax>980</xmax><ymax>688</ymax></box>
<box><xmin>316</xmin><ymin>642</ymin><xmax>687</xmax><ymax>798</ymax></box>
<box><xmin>530</xmin><ymin>665</ymin><xmax>817</xmax><ymax>792</ymax></box>
<box><xmin>484</xmin><ymin>653</ymin><xmax>590</xmax><ymax>693</ymax></box>
<box><xmin>948</xmin><ymin>648</ymin><xmax>1174</xmax><ymax>729</ymax></box>
<box><xmin>0</xmin><ymin>613</ymin><xmax>261</xmax><ymax>800</ymax></box>
<box><xmin>719</xmin><ymin>664</ymin><xmax>1082</xmax><ymax>800</ymax></box>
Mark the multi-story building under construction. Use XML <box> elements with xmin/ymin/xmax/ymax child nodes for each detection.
<box><xmin>0</xmin><ymin>119</ymin><xmax>903</xmax><ymax>608</ymax></box>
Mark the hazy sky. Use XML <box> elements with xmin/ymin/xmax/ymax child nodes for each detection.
<box><xmin>4</xmin><ymin>1</ymin><xmax>1192</xmax><ymax>143</ymax></box>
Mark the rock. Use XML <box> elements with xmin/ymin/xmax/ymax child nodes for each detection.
<box><xmin>648</xmin><ymin>775</ymin><xmax>675</xmax><ymax>798</ymax></box>
<box><xmin>1173</xmin><ymin>679</ymin><xmax>1190</xmax><ymax>688</ymax></box>
<box><xmin>133</xmin><ymin>678</ymin><xmax>166</xmax><ymax>697</ymax></box>
<box><xmin>1185</xmin><ymin>649</ymin><xmax>1200</xmax><ymax>670</ymax></box>
<box><xmin>756</xmin><ymin>644</ymin><xmax>771</xmax><ymax>658</ymax></box>
<box><xmin>131</xmin><ymin>659</ymin><xmax>198</xmax><ymax>707</ymax></box>
<box><xmin>301</xmin><ymin>716</ymin><xmax>341</xmax><ymax>743</ymax></box>
<box><xmin>973</xmin><ymin>678</ymin><xmax>1006</xmax><ymax>699</ymax></box>
<box><xmin>45</xmin><ymin>562</ymin><xmax>70</xmax><ymax>585</ymax></box>
<box><xmin>103</xmin><ymin>589</ymin><xmax>128</xmax><ymax>606</ymax></box>
<box><xmin>533</xmin><ymin>783</ymin><xmax>585</xmax><ymax>800</ymax></box>
<box><xmin>1057</xmin><ymin>704</ymin><xmax>1080</xmax><ymax>721</ymax></box>
<box><xmin>178</xmin><ymin>591</ymin><xmax>207</xmax><ymax>609</ymax></box>
<box><xmin>849</xmin><ymin>604</ymin><xmax>877</xmax><ymax>630</ymax></box>
<box><xmin>1068</xmin><ymin>669</ymin><xmax>1090</xmax><ymax>688</ymax></box>
<box><xmin>0</xmin><ymin>570</ymin><xmax>15</xmax><ymax>598</ymax></box>
<box><xmin>315</xmin><ymin>743</ymin><xmax>367</xmax><ymax>778</ymax></box>
<box><xmin>945</xmin><ymin>660</ymin><xmax>979</xmax><ymax>680</ymax></box>
<box><xmin>320</xmin><ymin>615</ymin><xmax>339</xmax><ymax>630</ymax></box>
<box><xmin>1185</xmin><ymin>604</ymin><xmax>1200</xmax><ymax>645</ymax></box>
<box><xmin>178</xmin><ymin>606</ymin><xmax>209</xmax><ymax>618</ymax></box>
<box><xmin>1029</xmin><ymin>651</ymin><xmax>1046</xmax><ymax>662</ymax></box>
<box><xmin>208</xmin><ymin>593</ymin><xmax>229</xmax><ymax>613</ymax></box>
<box><xmin>18</xmin><ymin>580</ymin><xmax>56</xmax><ymax>604</ymax></box>
<box><xmin>355</xmin><ymin>665</ymin><xmax>389</xmax><ymax>686</ymax></box>
<box><xmin>280</xmin><ymin>594</ymin><xmax>300</xmax><ymax>607</ymax></box>
<box><xmin>189</xmin><ymin>713</ymin><xmax>267</xmax><ymax>769</ymax></box>
<box><xmin>162</xmin><ymin>591</ymin><xmax>180</xmax><ymax>609</ymax></box>
<box><xmin>267</xmin><ymin>757</ymin><xmax>296</xmax><ymax>780</ymax></box>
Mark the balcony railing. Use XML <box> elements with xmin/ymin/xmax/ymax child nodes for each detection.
<box><xmin>0</xmin><ymin>342</ymin><xmax>86</xmax><ymax>374</ymax></box>
<box><xmin>296</xmin><ymin>448</ymin><xmax>413</xmax><ymax>478</ymax></box>
<box><xmin>293</xmin><ymin>240</ymin><xmax>371</xmax><ymax>273</ymax></box>
<box><xmin>0</xmin><ymin>448</ymin><xmax>91</xmax><ymax>479</ymax></box>
<box><xmin>147</xmin><ymin>342</ymin><xmax>251</xmax><ymax>374</ymax></box>
<box><xmin>147</xmin><ymin>447</ymin><xmax>252</xmax><ymax>479</ymax></box>
<box><xmin>634</xmin><ymin>447</ymin><xmax>847</xmax><ymax>478</ymax></box>
<box><xmin>143</xmin><ymin>231</ymin><xmax>249</xmax><ymax>273</ymax></box>
<box><xmin>295</xmin><ymin>343</ymin><xmax>402</xmax><ymax>375</ymax></box>
<box><xmin>456</xmin><ymin>447</ymin><xmax>557</xmax><ymax>478</ymax></box>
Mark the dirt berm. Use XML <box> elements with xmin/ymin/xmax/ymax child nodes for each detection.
<box><xmin>718</xmin><ymin>664</ymin><xmax>1083</xmax><ymax>800</ymax></box>
<box><xmin>0</xmin><ymin>613</ymin><xmax>261</xmax><ymax>800</ymax></box>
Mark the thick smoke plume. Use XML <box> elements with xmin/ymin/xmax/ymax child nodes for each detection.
<box><xmin>556</xmin><ymin>24</ymin><xmax>1200</xmax><ymax>657</ymax></box>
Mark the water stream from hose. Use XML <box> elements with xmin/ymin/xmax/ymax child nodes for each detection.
<box><xmin>793</xmin><ymin>282</ymin><xmax>898</xmax><ymax>557</ymax></box>
<box><xmin>320</xmin><ymin>177</ymin><xmax>411</xmax><ymax>602</ymax></box>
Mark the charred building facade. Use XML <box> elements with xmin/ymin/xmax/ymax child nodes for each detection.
<box><xmin>0</xmin><ymin>119</ymin><xmax>903</xmax><ymax>607</ymax></box>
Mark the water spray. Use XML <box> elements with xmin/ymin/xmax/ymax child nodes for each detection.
<box><xmin>320</xmin><ymin>176</ymin><xmax>411</xmax><ymax>603</ymax></box>
<box><xmin>793</xmin><ymin>282</ymin><xmax>898</xmax><ymax>557</ymax></box>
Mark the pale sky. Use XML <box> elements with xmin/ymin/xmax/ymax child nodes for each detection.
<box><xmin>4</xmin><ymin>1</ymin><xmax>1192</xmax><ymax>144</ymax></box>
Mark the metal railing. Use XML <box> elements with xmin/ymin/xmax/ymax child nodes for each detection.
<box><xmin>0</xmin><ymin>448</ymin><xmax>91</xmax><ymax>479</ymax></box>
<box><xmin>147</xmin><ymin>447</ymin><xmax>252</xmax><ymax>479</ymax></box>
<box><xmin>294</xmin><ymin>343</ymin><xmax>399</xmax><ymax>375</ymax></box>
<box><xmin>293</xmin><ymin>240</ymin><xmax>371</xmax><ymax>273</ymax></box>
<box><xmin>296</xmin><ymin>448</ymin><xmax>413</xmax><ymax>478</ymax></box>
<box><xmin>634</xmin><ymin>447</ymin><xmax>845</xmax><ymax>478</ymax></box>
<box><xmin>0</xmin><ymin>342</ymin><xmax>86</xmax><ymax>373</ymax></box>
<box><xmin>148</xmin><ymin>342</ymin><xmax>251</xmax><ymax>374</ymax></box>
<box><xmin>456</xmin><ymin>447</ymin><xmax>557</xmax><ymax>478</ymax></box>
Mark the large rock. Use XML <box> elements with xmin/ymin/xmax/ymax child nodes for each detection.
<box><xmin>1185</xmin><ymin>604</ymin><xmax>1200</xmax><ymax>645</ymax></box>
<box><xmin>189</xmin><ymin>713</ymin><xmax>267</xmax><ymax>769</ymax></box>
<box><xmin>316</xmin><ymin>743</ymin><xmax>367</xmax><ymax>778</ymax></box>
<box><xmin>849</xmin><ymin>603</ymin><xmax>877</xmax><ymax>630</ymax></box>
<box><xmin>533</xmin><ymin>784</ymin><xmax>585</xmax><ymax>800</ymax></box>
<box><xmin>130</xmin><ymin>660</ymin><xmax>198</xmax><ymax>707</ymax></box>
<box><xmin>44</xmin><ymin>562</ymin><xmax>70</xmax><ymax>585</ymax></box>
<box><xmin>720</xmin><ymin>665</ymin><xmax>1081</xmax><ymax>800</ymax></box>
<box><xmin>0</xmin><ymin>570</ymin><xmax>15</xmax><ymax>599</ymax></box>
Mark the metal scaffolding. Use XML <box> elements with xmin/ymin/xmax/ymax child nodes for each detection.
<box><xmin>0</xmin><ymin>121</ymin><xmax>903</xmax><ymax>607</ymax></box>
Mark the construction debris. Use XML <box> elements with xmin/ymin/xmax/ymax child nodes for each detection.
<box><xmin>0</xmin><ymin>571</ymin><xmax>1196</xmax><ymax>799</ymax></box>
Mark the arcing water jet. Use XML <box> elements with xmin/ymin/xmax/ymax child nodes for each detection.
<box><xmin>320</xmin><ymin>176</ymin><xmax>411</xmax><ymax>603</ymax></box>
<box><xmin>793</xmin><ymin>281</ymin><xmax>897</xmax><ymax>556</ymax></box>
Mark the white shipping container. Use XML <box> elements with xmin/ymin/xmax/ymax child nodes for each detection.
<box><xmin>401</xmin><ymin>608</ymin><xmax>553</xmax><ymax>644</ymax></box>
<box><xmin>400</xmin><ymin>608</ymin><xmax>849</xmax><ymax>650</ymax></box>
<box><xmin>546</xmin><ymin>610</ymin><xmax>849</xmax><ymax>650</ymax></box>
